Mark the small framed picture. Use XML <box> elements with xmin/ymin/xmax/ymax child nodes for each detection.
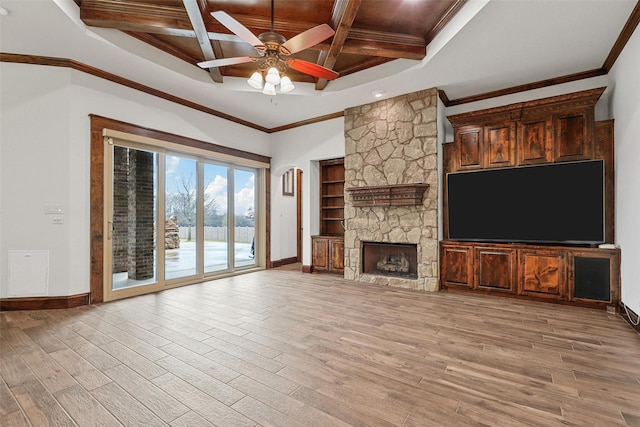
<box><xmin>282</xmin><ymin>169</ymin><xmax>294</xmax><ymax>196</ymax></box>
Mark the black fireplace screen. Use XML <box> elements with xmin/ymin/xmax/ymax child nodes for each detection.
<box><xmin>361</xmin><ymin>242</ymin><xmax>418</xmax><ymax>279</ymax></box>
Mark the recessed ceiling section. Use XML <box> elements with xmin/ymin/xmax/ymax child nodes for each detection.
<box><xmin>76</xmin><ymin>0</ymin><xmax>464</xmax><ymax>90</ymax></box>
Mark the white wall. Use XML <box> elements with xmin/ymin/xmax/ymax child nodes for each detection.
<box><xmin>610</xmin><ymin>27</ymin><xmax>640</xmax><ymax>314</ymax></box>
<box><xmin>269</xmin><ymin>118</ymin><xmax>345</xmax><ymax>266</ymax></box>
<box><xmin>270</xmin><ymin>167</ymin><xmax>298</xmax><ymax>262</ymax></box>
<box><xmin>1</xmin><ymin>65</ymin><xmax>74</xmax><ymax>298</ymax></box>
<box><xmin>0</xmin><ymin>62</ymin><xmax>270</xmax><ymax>298</ymax></box>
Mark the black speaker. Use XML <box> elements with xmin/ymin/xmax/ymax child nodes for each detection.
<box><xmin>574</xmin><ymin>257</ymin><xmax>610</xmax><ymax>301</ymax></box>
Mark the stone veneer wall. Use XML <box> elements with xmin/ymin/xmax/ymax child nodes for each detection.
<box><xmin>343</xmin><ymin>88</ymin><xmax>439</xmax><ymax>291</ymax></box>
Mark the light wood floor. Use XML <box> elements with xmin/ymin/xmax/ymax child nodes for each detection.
<box><xmin>2</xmin><ymin>264</ymin><xmax>639</xmax><ymax>426</ymax></box>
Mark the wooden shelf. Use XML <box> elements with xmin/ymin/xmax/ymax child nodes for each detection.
<box><xmin>319</xmin><ymin>158</ymin><xmax>345</xmax><ymax>237</ymax></box>
<box><xmin>346</xmin><ymin>183</ymin><xmax>428</xmax><ymax>207</ymax></box>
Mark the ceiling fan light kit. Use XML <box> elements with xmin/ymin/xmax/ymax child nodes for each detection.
<box><xmin>280</xmin><ymin>76</ymin><xmax>295</xmax><ymax>93</ymax></box>
<box><xmin>262</xmin><ymin>82</ymin><xmax>277</xmax><ymax>96</ymax></box>
<box><xmin>265</xmin><ymin>67</ymin><xmax>281</xmax><ymax>85</ymax></box>
<box><xmin>200</xmin><ymin>0</ymin><xmax>339</xmax><ymax>96</ymax></box>
<box><xmin>248</xmin><ymin>71</ymin><xmax>264</xmax><ymax>89</ymax></box>
<box><xmin>246</xmin><ymin>63</ymin><xmax>295</xmax><ymax>94</ymax></box>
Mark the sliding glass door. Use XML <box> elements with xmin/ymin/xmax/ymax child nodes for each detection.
<box><xmin>108</xmin><ymin>145</ymin><xmax>159</xmax><ymax>292</ymax></box>
<box><xmin>165</xmin><ymin>154</ymin><xmax>198</xmax><ymax>281</ymax></box>
<box><xmin>103</xmin><ymin>137</ymin><xmax>262</xmax><ymax>301</ymax></box>
<box><xmin>234</xmin><ymin>168</ymin><xmax>256</xmax><ymax>268</ymax></box>
<box><xmin>204</xmin><ymin>162</ymin><xmax>229</xmax><ymax>273</ymax></box>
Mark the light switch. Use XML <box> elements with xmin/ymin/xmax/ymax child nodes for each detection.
<box><xmin>44</xmin><ymin>204</ymin><xmax>64</xmax><ymax>214</ymax></box>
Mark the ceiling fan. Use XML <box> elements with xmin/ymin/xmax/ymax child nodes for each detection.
<box><xmin>197</xmin><ymin>0</ymin><xmax>339</xmax><ymax>93</ymax></box>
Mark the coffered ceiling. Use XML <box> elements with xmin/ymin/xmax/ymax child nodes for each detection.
<box><xmin>1</xmin><ymin>0</ymin><xmax>638</xmax><ymax>130</ymax></box>
<box><xmin>76</xmin><ymin>0</ymin><xmax>465</xmax><ymax>91</ymax></box>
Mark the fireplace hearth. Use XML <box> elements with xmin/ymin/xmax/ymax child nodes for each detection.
<box><xmin>362</xmin><ymin>242</ymin><xmax>418</xmax><ymax>279</ymax></box>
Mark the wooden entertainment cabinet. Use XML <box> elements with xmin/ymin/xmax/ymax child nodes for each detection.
<box><xmin>440</xmin><ymin>88</ymin><xmax>621</xmax><ymax>308</ymax></box>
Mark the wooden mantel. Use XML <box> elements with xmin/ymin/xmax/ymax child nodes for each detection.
<box><xmin>346</xmin><ymin>183</ymin><xmax>429</xmax><ymax>207</ymax></box>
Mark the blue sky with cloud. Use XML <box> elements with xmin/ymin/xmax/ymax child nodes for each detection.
<box><xmin>166</xmin><ymin>155</ymin><xmax>255</xmax><ymax>217</ymax></box>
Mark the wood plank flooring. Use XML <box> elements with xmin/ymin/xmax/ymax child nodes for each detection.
<box><xmin>2</xmin><ymin>264</ymin><xmax>639</xmax><ymax>426</ymax></box>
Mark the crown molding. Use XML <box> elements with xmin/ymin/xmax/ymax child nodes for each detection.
<box><xmin>0</xmin><ymin>52</ymin><xmax>269</xmax><ymax>132</ymax></box>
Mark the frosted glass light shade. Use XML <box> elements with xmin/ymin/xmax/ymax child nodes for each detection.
<box><xmin>280</xmin><ymin>75</ymin><xmax>294</xmax><ymax>93</ymax></box>
<box><xmin>262</xmin><ymin>82</ymin><xmax>276</xmax><ymax>96</ymax></box>
<box><xmin>265</xmin><ymin>67</ymin><xmax>281</xmax><ymax>85</ymax></box>
<box><xmin>247</xmin><ymin>71</ymin><xmax>263</xmax><ymax>89</ymax></box>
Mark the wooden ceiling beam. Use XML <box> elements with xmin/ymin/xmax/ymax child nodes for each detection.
<box><xmin>340</xmin><ymin>40</ymin><xmax>424</xmax><ymax>60</ymax></box>
<box><xmin>182</xmin><ymin>0</ymin><xmax>223</xmax><ymax>83</ymax></box>
<box><xmin>315</xmin><ymin>0</ymin><xmax>362</xmax><ymax>90</ymax></box>
<box><xmin>80</xmin><ymin>0</ymin><xmax>193</xmax><ymax>33</ymax></box>
<box><xmin>80</xmin><ymin>0</ymin><xmax>243</xmax><ymax>42</ymax></box>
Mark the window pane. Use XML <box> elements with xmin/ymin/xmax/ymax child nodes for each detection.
<box><xmin>111</xmin><ymin>146</ymin><xmax>158</xmax><ymax>290</ymax></box>
<box><xmin>165</xmin><ymin>155</ymin><xmax>198</xmax><ymax>280</ymax></box>
<box><xmin>234</xmin><ymin>169</ymin><xmax>256</xmax><ymax>268</ymax></box>
<box><xmin>204</xmin><ymin>163</ymin><xmax>229</xmax><ymax>273</ymax></box>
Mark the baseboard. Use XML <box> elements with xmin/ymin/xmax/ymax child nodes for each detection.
<box><xmin>270</xmin><ymin>257</ymin><xmax>298</xmax><ymax>268</ymax></box>
<box><xmin>619</xmin><ymin>301</ymin><xmax>640</xmax><ymax>333</ymax></box>
<box><xmin>0</xmin><ymin>293</ymin><xmax>90</xmax><ymax>311</ymax></box>
<box><xmin>302</xmin><ymin>265</ymin><xmax>313</xmax><ymax>273</ymax></box>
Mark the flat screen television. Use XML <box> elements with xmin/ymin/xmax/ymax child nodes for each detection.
<box><xmin>446</xmin><ymin>159</ymin><xmax>605</xmax><ymax>244</ymax></box>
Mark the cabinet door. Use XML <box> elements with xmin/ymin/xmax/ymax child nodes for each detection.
<box><xmin>456</xmin><ymin>126</ymin><xmax>483</xmax><ymax>170</ymax></box>
<box><xmin>329</xmin><ymin>239</ymin><xmax>344</xmax><ymax>273</ymax></box>
<box><xmin>475</xmin><ymin>247</ymin><xmax>517</xmax><ymax>292</ymax></box>
<box><xmin>311</xmin><ymin>237</ymin><xmax>329</xmax><ymax>271</ymax></box>
<box><xmin>483</xmin><ymin>122</ymin><xmax>516</xmax><ymax>168</ymax></box>
<box><xmin>518</xmin><ymin>117</ymin><xmax>552</xmax><ymax>165</ymax></box>
<box><xmin>441</xmin><ymin>244</ymin><xmax>474</xmax><ymax>288</ymax></box>
<box><xmin>553</xmin><ymin>108</ymin><xmax>593</xmax><ymax>161</ymax></box>
<box><xmin>568</xmin><ymin>250</ymin><xmax>619</xmax><ymax>304</ymax></box>
<box><xmin>518</xmin><ymin>249</ymin><xmax>566</xmax><ymax>299</ymax></box>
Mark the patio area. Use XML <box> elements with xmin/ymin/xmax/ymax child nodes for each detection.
<box><xmin>113</xmin><ymin>241</ymin><xmax>254</xmax><ymax>290</ymax></box>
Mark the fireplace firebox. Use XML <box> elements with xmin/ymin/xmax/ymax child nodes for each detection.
<box><xmin>362</xmin><ymin>242</ymin><xmax>418</xmax><ymax>279</ymax></box>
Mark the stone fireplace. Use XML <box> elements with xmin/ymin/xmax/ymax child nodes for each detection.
<box><xmin>343</xmin><ymin>88</ymin><xmax>439</xmax><ymax>291</ymax></box>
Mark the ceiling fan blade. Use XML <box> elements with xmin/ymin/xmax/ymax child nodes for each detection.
<box><xmin>286</xmin><ymin>59</ymin><xmax>339</xmax><ymax>80</ymax></box>
<box><xmin>211</xmin><ymin>11</ymin><xmax>266</xmax><ymax>52</ymax></box>
<box><xmin>198</xmin><ymin>56</ymin><xmax>255</xmax><ymax>69</ymax></box>
<box><xmin>280</xmin><ymin>24</ymin><xmax>335</xmax><ymax>55</ymax></box>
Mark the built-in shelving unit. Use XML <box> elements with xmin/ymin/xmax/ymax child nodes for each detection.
<box><xmin>312</xmin><ymin>158</ymin><xmax>345</xmax><ymax>274</ymax></box>
<box><xmin>319</xmin><ymin>158</ymin><xmax>345</xmax><ymax>236</ymax></box>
